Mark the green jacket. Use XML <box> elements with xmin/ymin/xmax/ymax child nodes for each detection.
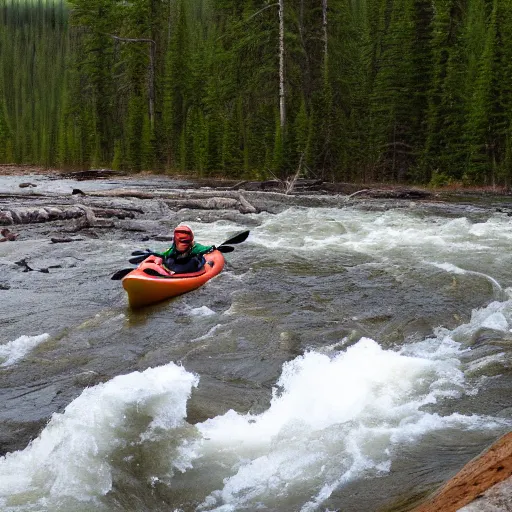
<box><xmin>160</xmin><ymin>242</ymin><xmax>214</xmax><ymax>259</ymax></box>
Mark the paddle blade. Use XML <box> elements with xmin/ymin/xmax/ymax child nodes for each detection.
<box><xmin>131</xmin><ymin>249</ymin><xmax>155</xmax><ymax>256</ymax></box>
<box><xmin>111</xmin><ymin>268</ymin><xmax>134</xmax><ymax>280</ymax></box>
<box><xmin>220</xmin><ymin>230</ymin><xmax>250</xmax><ymax>246</ymax></box>
<box><xmin>217</xmin><ymin>245</ymin><xmax>234</xmax><ymax>253</ymax></box>
<box><xmin>129</xmin><ymin>255</ymin><xmax>149</xmax><ymax>264</ymax></box>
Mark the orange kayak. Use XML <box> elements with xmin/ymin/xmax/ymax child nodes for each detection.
<box><xmin>122</xmin><ymin>250</ymin><xmax>225</xmax><ymax>308</ymax></box>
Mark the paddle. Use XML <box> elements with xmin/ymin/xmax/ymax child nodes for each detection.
<box><xmin>127</xmin><ymin>244</ymin><xmax>235</xmax><ymax>265</ymax></box>
<box><xmin>111</xmin><ymin>230</ymin><xmax>250</xmax><ymax>280</ymax></box>
<box><xmin>111</xmin><ymin>268</ymin><xmax>134</xmax><ymax>280</ymax></box>
<box><xmin>219</xmin><ymin>230</ymin><xmax>250</xmax><ymax>246</ymax></box>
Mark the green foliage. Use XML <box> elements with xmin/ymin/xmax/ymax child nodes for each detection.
<box><xmin>0</xmin><ymin>0</ymin><xmax>511</xmax><ymax>184</ymax></box>
<box><xmin>429</xmin><ymin>170</ymin><xmax>453</xmax><ymax>187</ymax></box>
<box><xmin>0</xmin><ymin>99</ymin><xmax>12</xmax><ymax>161</ymax></box>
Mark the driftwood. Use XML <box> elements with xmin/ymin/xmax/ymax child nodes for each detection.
<box><xmin>14</xmin><ymin>258</ymin><xmax>62</xmax><ymax>273</ymax></box>
<box><xmin>0</xmin><ymin>206</ymin><xmax>85</xmax><ymax>225</ymax></box>
<box><xmin>50</xmin><ymin>237</ymin><xmax>84</xmax><ymax>243</ymax></box>
<box><xmin>56</xmin><ymin>169</ymin><xmax>126</xmax><ymax>180</ymax></box>
<box><xmin>164</xmin><ymin>195</ymin><xmax>258</xmax><ymax>214</ymax></box>
<box><xmin>86</xmin><ymin>189</ymin><xmax>259</xmax><ymax>213</ymax></box>
<box><xmin>0</xmin><ymin>181</ymin><xmax>435</xmax><ymax>234</ymax></box>
<box><xmin>411</xmin><ymin>432</ymin><xmax>512</xmax><ymax>512</ymax></box>
<box><xmin>91</xmin><ymin>207</ymin><xmax>136</xmax><ymax>219</ymax></box>
<box><xmin>356</xmin><ymin>188</ymin><xmax>433</xmax><ymax>199</ymax></box>
<box><xmin>0</xmin><ymin>205</ymin><xmax>137</xmax><ymax>225</ymax></box>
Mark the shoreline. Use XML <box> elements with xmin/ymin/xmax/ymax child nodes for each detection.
<box><xmin>1</xmin><ymin>164</ymin><xmax>512</xmax><ymax>199</ymax></box>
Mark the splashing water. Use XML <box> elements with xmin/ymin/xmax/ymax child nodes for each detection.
<box><xmin>1</xmin><ymin>334</ymin><xmax>508</xmax><ymax>511</ymax></box>
<box><xmin>0</xmin><ymin>363</ymin><xmax>198</xmax><ymax>509</ymax></box>
<box><xmin>0</xmin><ymin>334</ymin><xmax>50</xmax><ymax>367</ymax></box>
<box><xmin>2</xmin><ymin>202</ymin><xmax>512</xmax><ymax>511</ymax></box>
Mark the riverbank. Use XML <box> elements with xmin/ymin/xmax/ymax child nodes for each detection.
<box><xmin>4</xmin><ymin>164</ymin><xmax>512</xmax><ymax>203</ymax></box>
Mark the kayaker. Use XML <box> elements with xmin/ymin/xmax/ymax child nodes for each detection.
<box><xmin>161</xmin><ymin>225</ymin><xmax>214</xmax><ymax>274</ymax></box>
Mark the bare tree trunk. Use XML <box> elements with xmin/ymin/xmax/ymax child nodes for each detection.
<box><xmin>148</xmin><ymin>42</ymin><xmax>155</xmax><ymax>128</ymax></box>
<box><xmin>278</xmin><ymin>0</ymin><xmax>286</xmax><ymax>129</ymax></box>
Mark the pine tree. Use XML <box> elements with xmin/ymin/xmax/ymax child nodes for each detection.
<box><xmin>464</xmin><ymin>0</ymin><xmax>497</xmax><ymax>184</ymax></box>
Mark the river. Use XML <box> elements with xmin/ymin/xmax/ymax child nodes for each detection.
<box><xmin>0</xmin><ymin>175</ymin><xmax>511</xmax><ymax>511</ymax></box>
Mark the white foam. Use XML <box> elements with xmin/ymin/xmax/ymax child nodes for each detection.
<box><xmin>250</xmin><ymin>208</ymin><xmax>512</xmax><ymax>270</ymax></box>
<box><xmin>1</xmin><ymin>335</ymin><xmax>509</xmax><ymax>511</ymax></box>
<box><xmin>429</xmin><ymin>262</ymin><xmax>503</xmax><ymax>296</ymax></box>
<box><xmin>187</xmin><ymin>306</ymin><xmax>216</xmax><ymax>317</ymax></box>
<box><xmin>0</xmin><ymin>363</ymin><xmax>198</xmax><ymax>504</ymax></box>
<box><xmin>0</xmin><ymin>334</ymin><xmax>50</xmax><ymax>367</ymax></box>
<box><xmin>186</xmin><ymin>338</ymin><xmax>508</xmax><ymax>510</ymax></box>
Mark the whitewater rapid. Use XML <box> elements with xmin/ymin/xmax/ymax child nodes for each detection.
<box><xmin>2</xmin><ymin>204</ymin><xmax>512</xmax><ymax>511</ymax></box>
<box><xmin>0</xmin><ymin>306</ymin><xmax>510</xmax><ymax>510</ymax></box>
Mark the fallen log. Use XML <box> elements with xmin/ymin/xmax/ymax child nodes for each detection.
<box><xmin>50</xmin><ymin>237</ymin><xmax>84</xmax><ymax>243</ymax></box>
<box><xmin>56</xmin><ymin>168</ymin><xmax>126</xmax><ymax>180</ymax></box>
<box><xmin>90</xmin><ymin>207</ymin><xmax>136</xmax><ymax>219</ymax></box>
<box><xmin>164</xmin><ymin>194</ymin><xmax>258</xmax><ymax>214</ymax></box>
<box><xmin>0</xmin><ymin>205</ymin><xmax>137</xmax><ymax>225</ymax></box>
<box><xmin>411</xmin><ymin>432</ymin><xmax>512</xmax><ymax>512</ymax></box>
<box><xmin>0</xmin><ymin>206</ymin><xmax>85</xmax><ymax>225</ymax></box>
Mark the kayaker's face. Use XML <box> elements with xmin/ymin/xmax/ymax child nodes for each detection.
<box><xmin>174</xmin><ymin>230</ymin><xmax>193</xmax><ymax>252</ymax></box>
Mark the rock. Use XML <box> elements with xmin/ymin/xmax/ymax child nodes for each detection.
<box><xmin>411</xmin><ymin>432</ymin><xmax>512</xmax><ymax>512</ymax></box>
<box><xmin>459</xmin><ymin>475</ymin><xmax>512</xmax><ymax>511</ymax></box>
<box><xmin>14</xmin><ymin>259</ymin><xmax>35</xmax><ymax>272</ymax></box>
<box><xmin>0</xmin><ymin>211</ymin><xmax>14</xmax><ymax>225</ymax></box>
<box><xmin>0</xmin><ymin>228</ymin><xmax>18</xmax><ymax>242</ymax></box>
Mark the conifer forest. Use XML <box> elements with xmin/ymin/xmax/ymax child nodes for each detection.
<box><xmin>1</xmin><ymin>0</ymin><xmax>512</xmax><ymax>185</ymax></box>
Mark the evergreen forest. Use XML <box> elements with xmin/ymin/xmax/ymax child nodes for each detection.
<box><xmin>1</xmin><ymin>0</ymin><xmax>512</xmax><ymax>185</ymax></box>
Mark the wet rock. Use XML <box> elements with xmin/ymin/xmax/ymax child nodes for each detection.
<box><xmin>411</xmin><ymin>432</ymin><xmax>512</xmax><ymax>512</ymax></box>
<box><xmin>73</xmin><ymin>370</ymin><xmax>102</xmax><ymax>387</ymax></box>
<box><xmin>0</xmin><ymin>228</ymin><xmax>18</xmax><ymax>242</ymax></box>
<box><xmin>0</xmin><ymin>419</ymin><xmax>48</xmax><ymax>455</ymax></box>
<box><xmin>0</xmin><ymin>211</ymin><xmax>14</xmax><ymax>225</ymax></box>
<box><xmin>460</xmin><ymin>476</ymin><xmax>512</xmax><ymax>511</ymax></box>
<box><xmin>14</xmin><ymin>258</ymin><xmax>35</xmax><ymax>272</ymax></box>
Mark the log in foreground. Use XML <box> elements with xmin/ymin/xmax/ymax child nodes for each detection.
<box><xmin>410</xmin><ymin>431</ymin><xmax>512</xmax><ymax>512</ymax></box>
